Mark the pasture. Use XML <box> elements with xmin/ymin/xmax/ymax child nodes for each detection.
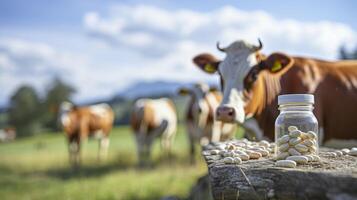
<box><xmin>0</xmin><ymin>125</ymin><xmax>212</xmax><ymax>200</ymax></box>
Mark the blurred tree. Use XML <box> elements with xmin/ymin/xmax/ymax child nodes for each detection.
<box><xmin>339</xmin><ymin>45</ymin><xmax>357</xmax><ymax>59</ymax></box>
<box><xmin>43</xmin><ymin>77</ymin><xmax>75</xmax><ymax>131</ymax></box>
<box><xmin>8</xmin><ymin>85</ymin><xmax>42</xmax><ymax>137</ymax></box>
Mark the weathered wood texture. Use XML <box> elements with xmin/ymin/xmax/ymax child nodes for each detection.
<box><xmin>203</xmin><ymin>147</ymin><xmax>357</xmax><ymax>200</ymax></box>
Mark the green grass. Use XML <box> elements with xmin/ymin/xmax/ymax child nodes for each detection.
<box><xmin>0</xmin><ymin>125</ymin><xmax>209</xmax><ymax>200</ymax></box>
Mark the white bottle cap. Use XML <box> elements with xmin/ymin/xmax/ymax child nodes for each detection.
<box><xmin>278</xmin><ymin>94</ymin><xmax>314</xmax><ymax>105</ymax></box>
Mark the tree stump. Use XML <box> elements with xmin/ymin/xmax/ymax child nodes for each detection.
<box><xmin>202</xmin><ymin>142</ymin><xmax>357</xmax><ymax>200</ymax></box>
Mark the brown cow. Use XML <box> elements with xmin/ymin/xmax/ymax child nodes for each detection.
<box><xmin>193</xmin><ymin>39</ymin><xmax>357</xmax><ymax>142</ymax></box>
<box><xmin>59</xmin><ymin>102</ymin><xmax>114</xmax><ymax>165</ymax></box>
<box><xmin>130</xmin><ymin>98</ymin><xmax>177</xmax><ymax>166</ymax></box>
<box><xmin>179</xmin><ymin>83</ymin><xmax>236</xmax><ymax>163</ymax></box>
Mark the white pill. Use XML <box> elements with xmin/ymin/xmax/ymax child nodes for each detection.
<box><xmin>305</xmin><ymin>155</ymin><xmax>314</xmax><ymax>162</ymax></box>
<box><xmin>288</xmin><ymin>126</ymin><xmax>298</xmax><ymax>132</ymax></box>
<box><xmin>295</xmin><ymin>144</ymin><xmax>309</xmax><ymax>153</ymax></box>
<box><xmin>288</xmin><ymin>148</ymin><xmax>302</xmax><ymax>156</ymax></box>
<box><xmin>234</xmin><ymin>150</ymin><xmax>246</xmax><ymax>155</ymax></box>
<box><xmin>267</xmin><ymin>148</ymin><xmax>274</xmax><ymax>153</ymax></box>
<box><xmin>223</xmin><ymin>152</ymin><xmax>234</xmax><ymax>157</ymax></box>
<box><xmin>335</xmin><ymin>151</ymin><xmax>343</xmax><ymax>157</ymax></box>
<box><xmin>223</xmin><ymin>157</ymin><xmax>235</xmax><ymax>164</ymax></box>
<box><xmin>255</xmin><ymin>149</ymin><xmax>269</xmax><ymax>157</ymax></box>
<box><xmin>269</xmin><ymin>143</ymin><xmax>276</xmax><ymax>147</ymax></box>
<box><xmin>238</xmin><ymin>154</ymin><xmax>250</xmax><ymax>161</ymax></box>
<box><xmin>277</xmin><ymin>135</ymin><xmax>290</xmax><ymax>144</ymax></box>
<box><xmin>309</xmin><ymin>146</ymin><xmax>317</xmax><ymax>153</ymax></box>
<box><xmin>275</xmin><ymin>160</ymin><xmax>297</xmax><ymax>168</ymax></box>
<box><xmin>352</xmin><ymin>147</ymin><xmax>357</xmax><ymax>151</ymax></box>
<box><xmin>259</xmin><ymin>140</ymin><xmax>270</xmax><ymax>148</ymax></box>
<box><xmin>300</xmin><ymin>132</ymin><xmax>309</xmax><ymax>140</ymax></box>
<box><xmin>341</xmin><ymin>148</ymin><xmax>350</xmax><ymax>155</ymax></box>
<box><xmin>289</xmin><ymin>137</ymin><xmax>302</xmax><ymax>146</ymax></box>
<box><xmin>327</xmin><ymin>152</ymin><xmax>337</xmax><ymax>157</ymax></box>
<box><xmin>234</xmin><ymin>157</ymin><xmax>242</xmax><ymax>164</ymax></box>
<box><xmin>226</xmin><ymin>144</ymin><xmax>235</xmax><ymax>151</ymax></box>
<box><xmin>311</xmin><ymin>155</ymin><xmax>320</xmax><ymax>162</ymax></box>
<box><xmin>286</xmin><ymin>156</ymin><xmax>309</xmax><ymax>164</ymax></box>
<box><xmin>279</xmin><ymin>143</ymin><xmax>290</xmax><ymax>152</ymax></box>
<box><xmin>289</xmin><ymin>130</ymin><xmax>302</xmax><ymax>138</ymax></box>
<box><xmin>307</xmin><ymin>131</ymin><xmax>317</xmax><ymax>139</ymax></box>
<box><xmin>210</xmin><ymin>150</ymin><xmax>220</xmax><ymax>155</ymax></box>
<box><xmin>248</xmin><ymin>151</ymin><xmax>262</xmax><ymax>159</ymax></box>
<box><xmin>348</xmin><ymin>149</ymin><xmax>357</xmax><ymax>156</ymax></box>
<box><xmin>276</xmin><ymin>152</ymin><xmax>290</xmax><ymax>160</ymax></box>
<box><xmin>302</xmin><ymin>139</ymin><xmax>314</xmax><ymax>147</ymax></box>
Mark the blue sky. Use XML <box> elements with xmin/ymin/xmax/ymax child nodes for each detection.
<box><xmin>0</xmin><ymin>0</ymin><xmax>356</xmax><ymax>106</ymax></box>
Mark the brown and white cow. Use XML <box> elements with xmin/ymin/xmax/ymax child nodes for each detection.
<box><xmin>0</xmin><ymin>127</ymin><xmax>16</xmax><ymax>142</ymax></box>
<box><xmin>193</xmin><ymin>39</ymin><xmax>357</xmax><ymax>142</ymax></box>
<box><xmin>179</xmin><ymin>83</ymin><xmax>236</xmax><ymax>163</ymax></box>
<box><xmin>59</xmin><ymin>102</ymin><xmax>114</xmax><ymax>165</ymax></box>
<box><xmin>130</xmin><ymin>98</ymin><xmax>177</xmax><ymax>166</ymax></box>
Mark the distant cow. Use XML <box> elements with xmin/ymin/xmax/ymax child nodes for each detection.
<box><xmin>179</xmin><ymin>83</ymin><xmax>236</xmax><ymax>163</ymax></box>
<box><xmin>0</xmin><ymin>127</ymin><xmax>16</xmax><ymax>142</ymax></box>
<box><xmin>130</xmin><ymin>98</ymin><xmax>177</xmax><ymax>166</ymax></box>
<box><xmin>193</xmin><ymin>39</ymin><xmax>357</xmax><ymax>142</ymax></box>
<box><xmin>59</xmin><ymin>102</ymin><xmax>114</xmax><ymax>165</ymax></box>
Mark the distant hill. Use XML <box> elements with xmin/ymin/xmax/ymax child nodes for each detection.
<box><xmin>113</xmin><ymin>80</ymin><xmax>218</xmax><ymax>100</ymax></box>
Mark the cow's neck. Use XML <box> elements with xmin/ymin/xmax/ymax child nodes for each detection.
<box><xmin>245</xmin><ymin>71</ymin><xmax>281</xmax><ymax>140</ymax></box>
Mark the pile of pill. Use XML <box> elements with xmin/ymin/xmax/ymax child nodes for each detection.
<box><xmin>205</xmin><ymin>139</ymin><xmax>275</xmax><ymax>165</ymax></box>
<box><xmin>276</xmin><ymin>126</ymin><xmax>318</xmax><ymax>158</ymax></box>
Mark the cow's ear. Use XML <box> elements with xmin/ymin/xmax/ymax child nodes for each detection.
<box><xmin>261</xmin><ymin>53</ymin><xmax>294</xmax><ymax>74</ymax></box>
<box><xmin>178</xmin><ymin>88</ymin><xmax>190</xmax><ymax>96</ymax></box>
<box><xmin>192</xmin><ymin>53</ymin><xmax>220</xmax><ymax>74</ymax></box>
<box><xmin>209</xmin><ymin>86</ymin><xmax>219</xmax><ymax>92</ymax></box>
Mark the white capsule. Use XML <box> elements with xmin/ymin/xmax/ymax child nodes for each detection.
<box><xmin>300</xmin><ymin>132</ymin><xmax>309</xmax><ymax>140</ymax></box>
<box><xmin>234</xmin><ymin>157</ymin><xmax>242</xmax><ymax>164</ymax></box>
<box><xmin>286</xmin><ymin>156</ymin><xmax>309</xmax><ymax>164</ymax></box>
<box><xmin>309</xmin><ymin>146</ymin><xmax>317</xmax><ymax>153</ymax></box>
<box><xmin>302</xmin><ymin>139</ymin><xmax>314</xmax><ymax>147</ymax></box>
<box><xmin>234</xmin><ymin>150</ymin><xmax>247</xmax><ymax>155</ymax></box>
<box><xmin>255</xmin><ymin>149</ymin><xmax>269</xmax><ymax>157</ymax></box>
<box><xmin>341</xmin><ymin>148</ymin><xmax>350</xmax><ymax>155</ymax></box>
<box><xmin>278</xmin><ymin>143</ymin><xmax>290</xmax><ymax>152</ymax></box>
<box><xmin>223</xmin><ymin>157</ymin><xmax>235</xmax><ymax>164</ymax></box>
<box><xmin>238</xmin><ymin>154</ymin><xmax>250</xmax><ymax>161</ymax></box>
<box><xmin>307</xmin><ymin>131</ymin><xmax>317</xmax><ymax>139</ymax></box>
<box><xmin>305</xmin><ymin>155</ymin><xmax>314</xmax><ymax>162</ymax></box>
<box><xmin>289</xmin><ymin>130</ymin><xmax>302</xmax><ymax>138</ymax></box>
<box><xmin>248</xmin><ymin>151</ymin><xmax>262</xmax><ymax>159</ymax></box>
<box><xmin>275</xmin><ymin>160</ymin><xmax>297</xmax><ymax>168</ymax></box>
<box><xmin>288</xmin><ymin>148</ymin><xmax>302</xmax><ymax>156</ymax></box>
<box><xmin>348</xmin><ymin>149</ymin><xmax>357</xmax><ymax>156</ymax></box>
<box><xmin>288</xmin><ymin>126</ymin><xmax>298</xmax><ymax>132</ymax></box>
<box><xmin>267</xmin><ymin>148</ymin><xmax>274</xmax><ymax>153</ymax></box>
<box><xmin>295</xmin><ymin>144</ymin><xmax>309</xmax><ymax>153</ymax></box>
<box><xmin>276</xmin><ymin>152</ymin><xmax>290</xmax><ymax>160</ymax></box>
<box><xmin>223</xmin><ymin>152</ymin><xmax>234</xmax><ymax>157</ymax></box>
<box><xmin>326</xmin><ymin>152</ymin><xmax>337</xmax><ymax>157</ymax></box>
<box><xmin>277</xmin><ymin>135</ymin><xmax>290</xmax><ymax>144</ymax></box>
<box><xmin>210</xmin><ymin>150</ymin><xmax>220</xmax><ymax>155</ymax></box>
<box><xmin>289</xmin><ymin>137</ymin><xmax>302</xmax><ymax>146</ymax></box>
<box><xmin>259</xmin><ymin>140</ymin><xmax>270</xmax><ymax>148</ymax></box>
<box><xmin>335</xmin><ymin>151</ymin><xmax>343</xmax><ymax>157</ymax></box>
<box><xmin>311</xmin><ymin>155</ymin><xmax>320</xmax><ymax>162</ymax></box>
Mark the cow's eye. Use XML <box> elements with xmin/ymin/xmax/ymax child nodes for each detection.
<box><xmin>244</xmin><ymin>69</ymin><xmax>258</xmax><ymax>91</ymax></box>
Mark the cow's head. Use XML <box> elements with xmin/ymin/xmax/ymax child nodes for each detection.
<box><xmin>178</xmin><ymin>83</ymin><xmax>219</xmax><ymax>128</ymax></box>
<box><xmin>193</xmin><ymin>39</ymin><xmax>294</xmax><ymax>124</ymax></box>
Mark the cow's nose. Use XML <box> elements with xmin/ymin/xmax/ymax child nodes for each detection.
<box><xmin>216</xmin><ymin>106</ymin><xmax>235</xmax><ymax>123</ymax></box>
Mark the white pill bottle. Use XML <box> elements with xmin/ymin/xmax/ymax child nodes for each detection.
<box><xmin>275</xmin><ymin>94</ymin><xmax>319</xmax><ymax>159</ymax></box>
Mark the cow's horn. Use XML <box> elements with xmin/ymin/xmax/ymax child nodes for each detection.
<box><xmin>252</xmin><ymin>38</ymin><xmax>263</xmax><ymax>51</ymax></box>
<box><xmin>216</xmin><ymin>42</ymin><xmax>226</xmax><ymax>52</ymax></box>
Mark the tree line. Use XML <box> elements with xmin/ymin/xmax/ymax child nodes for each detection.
<box><xmin>7</xmin><ymin>78</ymin><xmax>75</xmax><ymax>137</ymax></box>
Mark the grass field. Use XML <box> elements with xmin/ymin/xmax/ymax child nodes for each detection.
<box><xmin>0</xmin><ymin>125</ymin><xmax>210</xmax><ymax>200</ymax></box>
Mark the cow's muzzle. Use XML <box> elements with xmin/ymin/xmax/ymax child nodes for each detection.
<box><xmin>216</xmin><ymin>106</ymin><xmax>236</xmax><ymax>123</ymax></box>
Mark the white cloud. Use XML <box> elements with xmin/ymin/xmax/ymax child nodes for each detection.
<box><xmin>84</xmin><ymin>5</ymin><xmax>357</xmax><ymax>59</ymax></box>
